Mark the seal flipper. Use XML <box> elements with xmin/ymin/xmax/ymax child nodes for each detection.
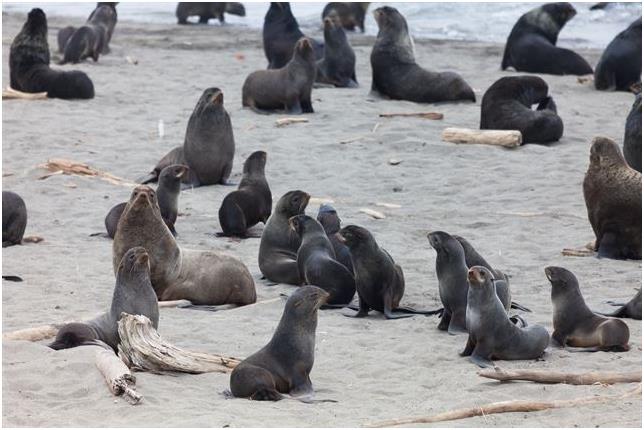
<box><xmin>460</xmin><ymin>335</ymin><xmax>475</xmax><ymax>356</ymax></box>
<box><xmin>393</xmin><ymin>306</ymin><xmax>443</xmax><ymax>315</ymax></box>
<box><xmin>437</xmin><ymin>310</ymin><xmax>451</xmax><ymax>331</ymax></box>
<box><xmin>469</xmin><ymin>354</ymin><xmax>494</xmax><ymax>368</ymax></box>
<box><xmin>510</xmin><ymin>301</ymin><xmax>532</xmax><ymax>313</ymax></box>
<box><xmin>383</xmin><ymin>291</ymin><xmax>412</xmax><ymax>319</ymax></box>
<box><xmin>447</xmin><ymin>310</ymin><xmax>467</xmax><ymax>335</ymax></box>
<box><xmin>49</xmin><ymin>322</ymin><xmax>99</xmax><ymax>350</ymax></box>
<box><xmin>137</xmin><ymin>172</ymin><xmax>159</xmax><ymax>185</ymax></box>
<box><xmin>2</xmin><ymin>275</ymin><xmax>23</xmax><ymax>282</ymax></box>
<box><xmin>250</xmin><ymin>389</ymin><xmax>284</xmax><ymax>401</ymax></box>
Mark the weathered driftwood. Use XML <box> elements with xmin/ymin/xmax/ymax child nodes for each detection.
<box><xmin>158</xmin><ymin>299</ymin><xmax>192</xmax><ymax>308</ymax></box>
<box><xmin>359</xmin><ymin>208</ymin><xmax>386</xmax><ymax>219</ymax></box>
<box><xmin>95</xmin><ymin>347</ymin><xmax>142</xmax><ymax>405</ymax></box>
<box><xmin>309</xmin><ymin>196</ymin><xmax>335</xmax><ymax>205</ymax></box>
<box><xmin>2</xmin><ymin>86</ymin><xmax>47</xmax><ymax>100</ymax></box>
<box><xmin>380</xmin><ymin>112</ymin><xmax>443</xmax><ymax>120</ymax></box>
<box><xmin>365</xmin><ymin>384</ymin><xmax>642</xmax><ymax>427</ymax></box>
<box><xmin>478</xmin><ymin>368</ymin><xmax>642</xmax><ymax>385</ymax></box>
<box><xmin>442</xmin><ymin>128</ymin><xmax>522</xmax><ymax>148</ymax></box>
<box><xmin>562</xmin><ymin>241</ymin><xmax>596</xmax><ymax>257</ymax></box>
<box><xmin>38</xmin><ymin>158</ymin><xmax>139</xmax><ymax>187</ymax></box>
<box><xmin>275</xmin><ymin>117</ymin><xmax>309</xmax><ymax>127</ymax></box>
<box><xmin>22</xmin><ymin>235</ymin><xmax>44</xmax><ymax>244</ymax></box>
<box><xmin>117</xmin><ymin>313</ymin><xmax>241</xmax><ymax>374</ymax></box>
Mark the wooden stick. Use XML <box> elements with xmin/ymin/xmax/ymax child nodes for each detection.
<box><xmin>2</xmin><ymin>87</ymin><xmax>47</xmax><ymax>100</ymax></box>
<box><xmin>38</xmin><ymin>158</ymin><xmax>139</xmax><ymax>187</ymax></box>
<box><xmin>365</xmin><ymin>384</ymin><xmax>641</xmax><ymax>427</ymax></box>
<box><xmin>2</xmin><ymin>324</ymin><xmax>62</xmax><ymax>341</ymax></box>
<box><xmin>95</xmin><ymin>348</ymin><xmax>142</xmax><ymax>405</ymax></box>
<box><xmin>275</xmin><ymin>118</ymin><xmax>309</xmax><ymax>127</ymax></box>
<box><xmin>478</xmin><ymin>368</ymin><xmax>642</xmax><ymax>385</ymax></box>
<box><xmin>442</xmin><ymin>128</ymin><xmax>522</xmax><ymax>148</ymax></box>
<box><xmin>380</xmin><ymin>112</ymin><xmax>443</xmax><ymax>120</ymax></box>
<box><xmin>158</xmin><ymin>299</ymin><xmax>192</xmax><ymax>308</ymax></box>
<box><xmin>359</xmin><ymin>208</ymin><xmax>386</xmax><ymax>219</ymax></box>
<box><xmin>117</xmin><ymin>313</ymin><xmax>242</xmax><ymax>374</ymax></box>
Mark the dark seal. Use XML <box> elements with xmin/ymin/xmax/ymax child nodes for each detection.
<box><xmin>370</xmin><ymin>6</ymin><xmax>475</xmax><ymax>103</ymax></box>
<box><xmin>601</xmin><ymin>289</ymin><xmax>642</xmax><ymax>320</ymax></box>
<box><xmin>218</xmin><ymin>151</ymin><xmax>272</xmax><ymax>237</ymax></box>
<box><xmin>57</xmin><ymin>3</ymin><xmax>118</xmax><ymax>54</ymax></box>
<box><xmin>583</xmin><ymin>136</ymin><xmax>641</xmax><ymax>260</ymax></box>
<box><xmin>480</xmin><ymin>76</ymin><xmax>564</xmax><ymax>144</ymax></box>
<box><xmin>594</xmin><ymin>18</ymin><xmax>641</xmax><ymax>92</ymax></box>
<box><xmin>243</xmin><ymin>38</ymin><xmax>316</xmax><ymax>114</ymax></box>
<box><xmin>60</xmin><ymin>4</ymin><xmax>117</xmax><ymax>64</ymax></box>
<box><xmin>49</xmin><ymin>247</ymin><xmax>159</xmax><ymax>351</ymax></box>
<box><xmin>316</xmin><ymin>15</ymin><xmax>358</xmax><ymax>88</ymax></box>
<box><xmin>461</xmin><ymin>266</ymin><xmax>549</xmax><ymax>367</ymax></box>
<box><xmin>316</xmin><ymin>204</ymin><xmax>353</xmax><ymax>274</ymax></box>
<box><xmin>545</xmin><ymin>266</ymin><xmax>630</xmax><ymax>351</ymax></box>
<box><xmin>9</xmin><ymin>9</ymin><xmax>94</xmax><ymax>99</ymax></box>
<box><xmin>176</xmin><ymin>2</ymin><xmax>246</xmax><ymax>25</ymax></box>
<box><xmin>290</xmin><ymin>215</ymin><xmax>356</xmax><ymax>305</ymax></box>
<box><xmin>623</xmin><ymin>93</ymin><xmax>642</xmax><ymax>172</ymax></box>
<box><xmin>2</xmin><ymin>191</ymin><xmax>27</xmax><ymax>248</ymax></box>
<box><xmin>321</xmin><ymin>2</ymin><xmax>370</xmax><ymax>33</ymax></box>
<box><xmin>501</xmin><ymin>3</ymin><xmax>593</xmax><ymax>75</ymax></box>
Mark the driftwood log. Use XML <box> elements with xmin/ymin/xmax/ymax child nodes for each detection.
<box><xmin>379</xmin><ymin>112</ymin><xmax>443</xmax><ymax>120</ymax></box>
<box><xmin>38</xmin><ymin>158</ymin><xmax>139</xmax><ymax>187</ymax></box>
<box><xmin>365</xmin><ymin>384</ymin><xmax>642</xmax><ymax>427</ymax></box>
<box><xmin>478</xmin><ymin>368</ymin><xmax>642</xmax><ymax>385</ymax></box>
<box><xmin>359</xmin><ymin>208</ymin><xmax>386</xmax><ymax>219</ymax></box>
<box><xmin>275</xmin><ymin>117</ymin><xmax>309</xmax><ymax>127</ymax></box>
<box><xmin>95</xmin><ymin>347</ymin><xmax>142</xmax><ymax>405</ymax></box>
<box><xmin>2</xmin><ymin>87</ymin><xmax>47</xmax><ymax>100</ymax></box>
<box><xmin>442</xmin><ymin>128</ymin><xmax>522</xmax><ymax>148</ymax></box>
<box><xmin>117</xmin><ymin>313</ymin><xmax>241</xmax><ymax>374</ymax></box>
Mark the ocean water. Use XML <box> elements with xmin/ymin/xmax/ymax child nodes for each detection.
<box><xmin>3</xmin><ymin>2</ymin><xmax>641</xmax><ymax>48</ymax></box>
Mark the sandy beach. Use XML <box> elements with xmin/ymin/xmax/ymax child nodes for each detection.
<box><xmin>2</xmin><ymin>9</ymin><xmax>642</xmax><ymax>428</ymax></box>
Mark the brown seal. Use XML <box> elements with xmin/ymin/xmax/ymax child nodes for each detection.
<box><xmin>3</xmin><ymin>191</ymin><xmax>27</xmax><ymax>248</ymax></box>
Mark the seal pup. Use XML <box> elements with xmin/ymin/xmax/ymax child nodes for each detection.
<box><xmin>501</xmin><ymin>3</ymin><xmax>593</xmax><ymax>75</ymax></box>
<box><xmin>258</xmin><ymin>190</ymin><xmax>310</xmax><ymax>285</ymax></box>
<box><xmin>106</xmin><ymin>164</ymin><xmax>188</xmax><ymax>238</ymax></box>
<box><xmin>113</xmin><ymin>186</ymin><xmax>256</xmax><ymax>306</ymax></box>
<box><xmin>594</xmin><ymin>18</ymin><xmax>641</xmax><ymax>92</ymax></box>
<box><xmin>290</xmin><ymin>215</ymin><xmax>356</xmax><ymax>305</ymax></box>
<box><xmin>545</xmin><ymin>266</ymin><xmax>630</xmax><ymax>351</ymax></box>
<box><xmin>480</xmin><ymin>76</ymin><xmax>564</xmax><ymax>144</ymax></box>
<box><xmin>462</xmin><ymin>266</ymin><xmax>550</xmax><ymax>368</ymax></box>
<box><xmin>10</xmin><ymin>9</ymin><xmax>94</xmax><ymax>99</ymax></box>
<box><xmin>321</xmin><ymin>2</ymin><xmax>370</xmax><ymax>33</ymax></box>
<box><xmin>2</xmin><ymin>191</ymin><xmax>27</xmax><ymax>248</ymax></box>
<box><xmin>50</xmin><ymin>247</ymin><xmax>159</xmax><ymax>351</ymax></box>
<box><xmin>316</xmin><ymin>15</ymin><xmax>358</xmax><ymax>88</ymax></box>
<box><xmin>623</xmin><ymin>93</ymin><xmax>641</xmax><ymax>172</ymax></box>
<box><xmin>141</xmin><ymin>88</ymin><xmax>234</xmax><ymax>186</ymax></box>
<box><xmin>243</xmin><ymin>38</ymin><xmax>316</xmax><ymax>114</ymax></box>
<box><xmin>370</xmin><ymin>6</ymin><xmax>475</xmax><ymax>103</ymax></box>
<box><xmin>60</xmin><ymin>4</ymin><xmax>116</xmax><ymax>64</ymax></box>
<box><xmin>218</xmin><ymin>151</ymin><xmax>272</xmax><ymax>238</ymax></box>
<box><xmin>263</xmin><ymin>3</ymin><xmax>324</xmax><ymax>69</ymax></box>
<box><xmin>601</xmin><ymin>290</ymin><xmax>642</xmax><ymax>320</ymax></box>
<box><xmin>316</xmin><ymin>204</ymin><xmax>353</xmax><ymax>274</ymax></box>
<box><xmin>176</xmin><ymin>2</ymin><xmax>246</xmax><ymax>25</ymax></box>
<box><xmin>230</xmin><ymin>286</ymin><xmax>328</xmax><ymax>401</ymax></box>
<box><xmin>583</xmin><ymin>136</ymin><xmax>641</xmax><ymax>260</ymax></box>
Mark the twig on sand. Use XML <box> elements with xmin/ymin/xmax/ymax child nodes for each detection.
<box><xmin>379</xmin><ymin>112</ymin><xmax>443</xmax><ymax>120</ymax></box>
<box><xmin>478</xmin><ymin>367</ymin><xmax>642</xmax><ymax>385</ymax></box>
<box><xmin>2</xmin><ymin>87</ymin><xmax>47</xmax><ymax>100</ymax></box>
<box><xmin>360</xmin><ymin>208</ymin><xmax>386</xmax><ymax>219</ymax></box>
<box><xmin>95</xmin><ymin>347</ymin><xmax>142</xmax><ymax>405</ymax></box>
<box><xmin>275</xmin><ymin>117</ymin><xmax>309</xmax><ymax>127</ymax></box>
<box><xmin>37</xmin><ymin>158</ymin><xmax>139</xmax><ymax>187</ymax></box>
<box><xmin>562</xmin><ymin>241</ymin><xmax>596</xmax><ymax>257</ymax></box>
<box><xmin>442</xmin><ymin>128</ymin><xmax>522</xmax><ymax>148</ymax></box>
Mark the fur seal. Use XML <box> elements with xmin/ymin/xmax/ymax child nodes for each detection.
<box><xmin>243</xmin><ymin>38</ymin><xmax>316</xmax><ymax>114</ymax></box>
<box><xmin>602</xmin><ymin>290</ymin><xmax>642</xmax><ymax>320</ymax></box>
<box><xmin>60</xmin><ymin>4</ymin><xmax>117</xmax><ymax>64</ymax></box>
<box><xmin>176</xmin><ymin>2</ymin><xmax>245</xmax><ymax>25</ymax></box>
<box><xmin>2</xmin><ymin>191</ymin><xmax>27</xmax><ymax>248</ymax></box>
<box><xmin>289</xmin><ymin>215</ymin><xmax>356</xmax><ymax>305</ymax></box>
<box><xmin>263</xmin><ymin>2</ymin><xmax>324</xmax><ymax>69</ymax></box>
<box><xmin>218</xmin><ymin>151</ymin><xmax>272</xmax><ymax>238</ymax></box>
<box><xmin>501</xmin><ymin>3</ymin><xmax>593</xmax><ymax>75</ymax></box>
<box><xmin>113</xmin><ymin>186</ymin><xmax>256</xmax><ymax>305</ymax></box>
<box><xmin>141</xmin><ymin>88</ymin><xmax>234</xmax><ymax>186</ymax></box>
<box><xmin>229</xmin><ymin>286</ymin><xmax>328</xmax><ymax>401</ymax></box>
<box><xmin>624</xmin><ymin>93</ymin><xmax>642</xmax><ymax>172</ymax></box>
<box><xmin>57</xmin><ymin>26</ymin><xmax>75</xmax><ymax>53</ymax></box>
<box><xmin>258</xmin><ymin>190</ymin><xmax>310</xmax><ymax>285</ymax></box>
<box><xmin>370</xmin><ymin>6</ymin><xmax>475</xmax><ymax>103</ymax></box>
<box><xmin>545</xmin><ymin>266</ymin><xmax>630</xmax><ymax>351</ymax></box>
<box><xmin>316</xmin><ymin>15</ymin><xmax>358</xmax><ymax>88</ymax></box>
<box><xmin>106</xmin><ymin>164</ymin><xmax>188</xmax><ymax>238</ymax></box>
<box><xmin>594</xmin><ymin>18</ymin><xmax>641</xmax><ymax>91</ymax></box>
<box><xmin>462</xmin><ymin>266</ymin><xmax>549</xmax><ymax>367</ymax></box>
<box><xmin>316</xmin><ymin>204</ymin><xmax>353</xmax><ymax>274</ymax></box>
<box><xmin>10</xmin><ymin>9</ymin><xmax>94</xmax><ymax>99</ymax></box>
<box><xmin>480</xmin><ymin>76</ymin><xmax>564</xmax><ymax>144</ymax></box>
<box><xmin>321</xmin><ymin>2</ymin><xmax>370</xmax><ymax>33</ymax></box>
<box><xmin>50</xmin><ymin>247</ymin><xmax>159</xmax><ymax>351</ymax></box>
<box><xmin>583</xmin><ymin>136</ymin><xmax>642</xmax><ymax>260</ymax></box>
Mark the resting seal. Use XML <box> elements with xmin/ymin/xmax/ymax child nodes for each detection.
<box><xmin>290</xmin><ymin>215</ymin><xmax>356</xmax><ymax>305</ymax></box>
<box><xmin>545</xmin><ymin>266</ymin><xmax>630</xmax><ymax>351</ymax></box>
<box><xmin>316</xmin><ymin>204</ymin><xmax>353</xmax><ymax>274</ymax></box>
<box><xmin>141</xmin><ymin>88</ymin><xmax>234</xmax><ymax>186</ymax></box>
<box><xmin>50</xmin><ymin>247</ymin><xmax>159</xmax><ymax>351</ymax></box>
<box><xmin>480</xmin><ymin>76</ymin><xmax>563</xmax><ymax>144</ymax></box>
<box><xmin>462</xmin><ymin>266</ymin><xmax>549</xmax><ymax>367</ymax></box>
<box><xmin>321</xmin><ymin>2</ymin><xmax>370</xmax><ymax>33</ymax></box>
<box><xmin>263</xmin><ymin>2</ymin><xmax>324</xmax><ymax>69</ymax></box>
<box><xmin>370</xmin><ymin>6</ymin><xmax>475</xmax><ymax>103</ymax></box>
<box><xmin>583</xmin><ymin>136</ymin><xmax>641</xmax><ymax>260</ymax></box>
<box><xmin>501</xmin><ymin>3</ymin><xmax>593</xmax><ymax>75</ymax></box>
<box><xmin>316</xmin><ymin>15</ymin><xmax>358</xmax><ymax>88</ymax></box>
<box><xmin>176</xmin><ymin>2</ymin><xmax>245</xmax><ymax>25</ymax></box>
<box><xmin>10</xmin><ymin>9</ymin><xmax>94</xmax><ymax>99</ymax></box>
<box><xmin>113</xmin><ymin>186</ymin><xmax>256</xmax><ymax>305</ymax></box>
<box><xmin>601</xmin><ymin>289</ymin><xmax>642</xmax><ymax>320</ymax></box>
<box><xmin>595</xmin><ymin>18</ymin><xmax>641</xmax><ymax>91</ymax></box>
<box><xmin>230</xmin><ymin>286</ymin><xmax>328</xmax><ymax>401</ymax></box>
<box><xmin>623</xmin><ymin>93</ymin><xmax>642</xmax><ymax>172</ymax></box>
<box><xmin>258</xmin><ymin>190</ymin><xmax>310</xmax><ymax>285</ymax></box>
<box><xmin>2</xmin><ymin>191</ymin><xmax>27</xmax><ymax>248</ymax></box>
<box><xmin>60</xmin><ymin>4</ymin><xmax>116</xmax><ymax>64</ymax></box>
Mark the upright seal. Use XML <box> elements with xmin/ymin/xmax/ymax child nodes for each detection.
<box><xmin>2</xmin><ymin>191</ymin><xmax>27</xmax><ymax>248</ymax></box>
<box><xmin>321</xmin><ymin>2</ymin><xmax>370</xmax><ymax>33</ymax></box>
<box><xmin>60</xmin><ymin>4</ymin><xmax>117</xmax><ymax>64</ymax></box>
<box><xmin>316</xmin><ymin>15</ymin><xmax>358</xmax><ymax>88</ymax></box>
<box><xmin>316</xmin><ymin>204</ymin><xmax>353</xmax><ymax>274</ymax></box>
<box><xmin>594</xmin><ymin>18</ymin><xmax>641</xmax><ymax>91</ymax></box>
<box><xmin>623</xmin><ymin>93</ymin><xmax>642</xmax><ymax>172</ymax></box>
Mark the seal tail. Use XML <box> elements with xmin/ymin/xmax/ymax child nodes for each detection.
<box><xmin>218</xmin><ymin>200</ymin><xmax>247</xmax><ymax>237</ymax></box>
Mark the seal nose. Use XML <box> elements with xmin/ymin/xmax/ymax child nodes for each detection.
<box><xmin>136</xmin><ymin>251</ymin><xmax>149</xmax><ymax>265</ymax></box>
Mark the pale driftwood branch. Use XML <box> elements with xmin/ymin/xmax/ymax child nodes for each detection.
<box><xmin>2</xmin><ymin>87</ymin><xmax>47</xmax><ymax>100</ymax></box>
<box><xmin>577</xmin><ymin>75</ymin><xmax>594</xmax><ymax>84</ymax></box>
<box><xmin>275</xmin><ymin>117</ymin><xmax>309</xmax><ymax>127</ymax></box>
<box><xmin>375</xmin><ymin>202</ymin><xmax>401</xmax><ymax>209</ymax></box>
<box><xmin>158</xmin><ymin>299</ymin><xmax>192</xmax><ymax>308</ymax></box>
<box><xmin>442</xmin><ymin>128</ymin><xmax>522</xmax><ymax>148</ymax></box>
<box><xmin>38</xmin><ymin>158</ymin><xmax>139</xmax><ymax>187</ymax></box>
<box><xmin>2</xmin><ymin>324</ymin><xmax>62</xmax><ymax>341</ymax></box>
<box><xmin>380</xmin><ymin>112</ymin><xmax>443</xmax><ymax>120</ymax></box>
<box><xmin>478</xmin><ymin>368</ymin><xmax>642</xmax><ymax>385</ymax></box>
<box><xmin>365</xmin><ymin>384</ymin><xmax>642</xmax><ymax>427</ymax></box>
<box><xmin>95</xmin><ymin>348</ymin><xmax>142</xmax><ymax>405</ymax></box>
<box><xmin>117</xmin><ymin>313</ymin><xmax>242</xmax><ymax>374</ymax></box>
<box><xmin>563</xmin><ymin>241</ymin><xmax>597</xmax><ymax>257</ymax></box>
<box><xmin>309</xmin><ymin>197</ymin><xmax>335</xmax><ymax>205</ymax></box>
<box><xmin>359</xmin><ymin>208</ymin><xmax>386</xmax><ymax>219</ymax></box>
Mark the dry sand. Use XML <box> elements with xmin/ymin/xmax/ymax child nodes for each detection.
<box><xmin>2</xmin><ymin>10</ymin><xmax>642</xmax><ymax>428</ymax></box>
